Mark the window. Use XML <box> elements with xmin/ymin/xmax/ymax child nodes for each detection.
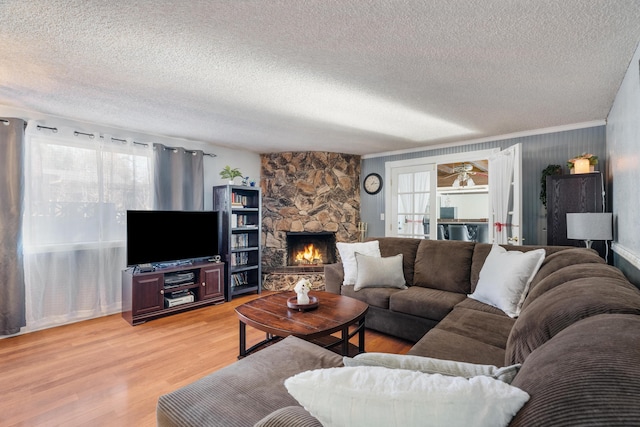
<box><xmin>23</xmin><ymin>123</ymin><xmax>153</xmax><ymax>331</ymax></box>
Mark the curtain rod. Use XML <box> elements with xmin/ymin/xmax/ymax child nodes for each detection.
<box><xmin>35</xmin><ymin>125</ymin><xmax>217</xmax><ymax>157</ymax></box>
<box><xmin>154</xmin><ymin>143</ymin><xmax>217</xmax><ymax>158</ymax></box>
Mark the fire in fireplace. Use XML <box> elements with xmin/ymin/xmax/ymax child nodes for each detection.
<box><xmin>286</xmin><ymin>232</ymin><xmax>336</xmax><ymax>266</ymax></box>
<box><xmin>295</xmin><ymin>244</ymin><xmax>323</xmax><ymax>264</ymax></box>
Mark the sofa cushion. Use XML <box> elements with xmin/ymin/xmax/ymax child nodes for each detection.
<box><xmin>522</xmin><ymin>263</ymin><xmax>631</xmax><ymax>311</ymax></box>
<box><xmin>362</xmin><ymin>305</ymin><xmax>438</xmax><ymax>342</ymax></box>
<box><xmin>454</xmin><ymin>297</ymin><xmax>509</xmax><ymax>316</ymax></box>
<box><xmin>510</xmin><ymin>314</ymin><xmax>640</xmax><ymax>426</ymax></box>
<box><xmin>367</xmin><ymin>237</ymin><xmax>422</xmax><ymax>285</ymax></box>
<box><xmin>354</xmin><ymin>253</ymin><xmax>406</xmax><ymax>291</ymax></box>
<box><xmin>413</xmin><ymin>240</ymin><xmax>475</xmax><ymax>294</ymax></box>
<box><xmin>505</xmin><ymin>278</ymin><xmax>640</xmax><ymax>365</ymax></box>
<box><xmin>323</xmin><ymin>262</ymin><xmax>344</xmax><ymax>294</ymax></box>
<box><xmin>408</xmin><ymin>328</ymin><xmax>506</xmax><ymax>367</ymax></box>
<box><xmin>389</xmin><ymin>286</ymin><xmax>465</xmax><ymax>321</ymax></box>
<box><xmin>341</xmin><ymin>285</ymin><xmax>403</xmax><ymax>309</ymax></box>
<box><xmin>336</xmin><ymin>240</ymin><xmax>380</xmax><ymax>285</ymax></box>
<box><xmin>285</xmin><ymin>366</ymin><xmax>529</xmax><ymax>427</ymax></box>
<box><xmin>528</xmin><ymin>247</ymin><xmax>603</xmax><ymax>289</ymax></box>
<box><xmin>343</xmin><ymin>352</ymin><xmax>521</xmax><ymax>383</ymax></box>
<box><xmin>157</xmin><ymin>336</ymin><xmax>343</xmax><ymax>427</ymax></box>
<box><xmin>468</xmin><ymin>244</ymin><xmax>545</xmax><ymax>317</ymax></box>
<box><xmin>436</xmin><ymin>306</ymin><xmax>515</xmax><ymax>350</ymax></box>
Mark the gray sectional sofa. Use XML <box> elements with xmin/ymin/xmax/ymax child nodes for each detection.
<box><xmin>157</xmin><ymin>237</ymin><xmax>640</xmax><ymax>426</ymax></box>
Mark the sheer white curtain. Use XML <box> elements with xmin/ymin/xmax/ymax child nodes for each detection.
<box><xmin>397</xmin><ymin>173</ymin><xmax>413</xmax><ymax>235</ymax></box>
<box><xmin>489</xmin><ymin>148</ymin><xmax>515</xmax><ymax>244</ymax></box>
<box><xmin>413</xmin><ymin>171</ymin><xmax>430</xmax><ymax>236</ymax></box>
<box><xmin>22</xmin><ymin>122</ymin><xmax>153</xmax><ymax>331</ymax></box>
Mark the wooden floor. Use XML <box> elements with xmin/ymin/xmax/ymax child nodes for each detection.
<box><xmin>0</xmin><ymin>292</ymin><xmax>412</xmax><ymax>427</ymax></box>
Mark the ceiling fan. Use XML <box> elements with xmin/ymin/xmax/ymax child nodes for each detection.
<box><xmin>442</xmin><ymin>163</ymin><xmax>487</xmax><ymax>187</ymax></box>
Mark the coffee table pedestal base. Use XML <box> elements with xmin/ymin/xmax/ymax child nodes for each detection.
<box><xmin>238</xmin><ymin>317</ymin><xmax>366</xmax><ymax>358</ymax></box>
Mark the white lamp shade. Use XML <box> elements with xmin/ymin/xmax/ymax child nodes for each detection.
<box><xmin>566</xmin><ymin>212</ymin><xmax>613</xmax><ymax>241</ymax></box>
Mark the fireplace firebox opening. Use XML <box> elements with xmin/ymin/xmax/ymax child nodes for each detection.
<box><xmin>286</xmin><ymin>232</ymin><xmax>337</xmax><ymax>266</ymax></box>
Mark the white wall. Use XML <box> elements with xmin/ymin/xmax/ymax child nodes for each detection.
<box><xmin>201</xmin><ymin>145</ymin><xmax>261</xmax><ymax>210</ymax></box>
<box><xmin>437</xmin><ymin>192</ymin><xmax>489</xmax><ymax>219</ymax></box>
<box><xmin>0</xmin><ymin>106</ymin><xmax>261</xmax><ymax>210</ymax></box>
<box><xmin>607</xmin><ymin>40</ymin><xmax>640</xmax><ymax>280</ymax></box>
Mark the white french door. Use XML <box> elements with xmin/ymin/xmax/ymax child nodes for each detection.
<box><xmin>388</xmin><ymin>164</ymin><xmax>437</xmax><ymax>238</ymax></box>
<box><xmin>384</xmin><ymin>145</ymin><xmax>522</xmax><ymax>243</ymax></box>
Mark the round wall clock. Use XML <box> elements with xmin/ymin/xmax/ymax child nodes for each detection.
<box><xmin>363</xmin><ymin>173</ymin><xmax>383</xmax><ymax>195</ymax></box>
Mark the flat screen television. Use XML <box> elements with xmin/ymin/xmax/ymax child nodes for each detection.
<box><xmin>126</xmin><ymin>210</ymin><xmax>219</xmax><ymax>266</ymax></box>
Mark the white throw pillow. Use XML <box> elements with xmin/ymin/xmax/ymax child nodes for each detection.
<box><xmin>354</xmin><ymin>253</ymin><xmax>407</xmax><ymax>291</ymax></box>
<box><xmin>285</xmin><ymin>367</ymin><xmax>529</xmax><ymax>427</ymax></box>
<box><xmin>343</xmin><ymin>352</ymin><xmax>521</xmax><ymax>383</ymax></box>
<box><xmin>336</xmin><ymin>241</ymin><xmax>381</xmax><ymax>285</ymax></box>
<box><xmin>469</xmin><ymin>244</ymin><xmax>545</xmax><ymax>318</ymax></box>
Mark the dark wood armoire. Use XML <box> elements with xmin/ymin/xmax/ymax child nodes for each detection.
<box><xmin>546</xmin><ymin>173</ymin><xmax>606</xmax><ymax>259</ymax></box>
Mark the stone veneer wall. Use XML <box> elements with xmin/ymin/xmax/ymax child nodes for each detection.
<box><xmin>261</xmin><ymin>152</ymin><xmax>361</xmax><ymax>271</ymax></box>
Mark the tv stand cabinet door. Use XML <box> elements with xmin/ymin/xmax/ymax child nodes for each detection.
<box><xmin>132</xmin><ymin>273</ymin><xmax>164</xmax><ymax>316</ymax></box>
<box><xmin>200</xmin><ymin>264</ymin><xmax>224</xmax><ymax>301</ymax></box>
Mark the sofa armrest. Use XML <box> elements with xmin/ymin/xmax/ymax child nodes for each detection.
<box><xmin>324</xmin><ymin>263</ymin><xmax>344</xmax><ymax>294</ymax></box>
<box><xmin>254</xmin><ymin>406</ymin><xmax>322</xmax><ymax>427</ymax></box>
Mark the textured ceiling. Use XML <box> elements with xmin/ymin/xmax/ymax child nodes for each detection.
<box><xmin>1</xmin><ymin>1</ymin><xmax>640</xmax><ymax>155</ymax></box>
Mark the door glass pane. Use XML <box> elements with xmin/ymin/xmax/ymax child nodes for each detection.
<box><xmin>436</xmin><ymin>160</ymin><xmax>490</xmax><ymax>242</ymax></box>
<box><xmin>395</xmin><ymin>170</ymin><xmax>431</xmax><ymax>238</ymax></box>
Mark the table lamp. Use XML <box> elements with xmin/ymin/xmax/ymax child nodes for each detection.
<box><xmin>566</xmin><ymin>212</ymin><xmax>613</xmax><ymax>249</ymax></box>
<box><xmin>573</xmin><ymin>158</ymin><xmax>591</xmax><ymax>174</ymax></box>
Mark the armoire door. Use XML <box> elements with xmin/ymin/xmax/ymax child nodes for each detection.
<box><xmin>546</xmin><ymin>173</ymin><xmax>605</xmax><ymax>257</ymax></box>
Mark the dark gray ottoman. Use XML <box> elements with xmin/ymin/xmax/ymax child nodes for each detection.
<box><xmin>157</xmin><ymin>336</ymin><xmax>343</xmax><ymax>427</ymax></box>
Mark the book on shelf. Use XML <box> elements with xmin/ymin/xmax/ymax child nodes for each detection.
<box><xmin>231</xmin><ymin>252</ymin><xmax>249</xmax><ymax>267</ymax></box>
<box><xmin>232</xmin><ymin>214</ymin><xmax>255</xmax><ymax>228</ymax></box>
<box><xmin>231</xmin><ymin>192</ymin><xmax>251</xmax><ymax>208</ymax></box>
<box><xmin>231</xmin><ymin>233</ymin><xmax>250</xmax><ymax>249</ymax></box>
<box><xmin>231</xmin><ymin>271</ymin><xmax>249</xmax><ymax>288</ymax></box>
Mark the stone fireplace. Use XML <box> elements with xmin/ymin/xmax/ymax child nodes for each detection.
<box><xmin>260</xmin><ymin>152</ymin><xmax>361</xmax><ymax>291</ymax></box>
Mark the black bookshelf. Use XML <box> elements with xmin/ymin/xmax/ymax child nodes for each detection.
<box><xmin>213</xmin><ymin>185</ymin><xmax>262</xmax><ymax>301</ymax></box>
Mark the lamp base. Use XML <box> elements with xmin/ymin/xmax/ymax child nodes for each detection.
<box><xmin>583</xmin><ymin>240</ymin><xmax>593</xmax><ymax>249</ymax></box>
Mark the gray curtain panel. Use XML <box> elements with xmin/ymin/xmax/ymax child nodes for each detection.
<box><xmin>0</xmin><ymin>118</ymin><xmax>26</xmax><ymax>335</ymax></box>
<box><xmin>153</xmin><ymin>144</ymin><xmax>204</xmax><ymax>211</ymax></box>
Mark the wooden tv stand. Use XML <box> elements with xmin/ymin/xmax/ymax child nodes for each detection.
<box><xmin>122</xmin><ymin>261</ymin><xmax>225</xmax><ymax>325</ymax></box>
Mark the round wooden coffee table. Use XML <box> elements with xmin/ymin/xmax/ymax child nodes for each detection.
<box><xmin>235</xmin><ymin>291</ymin><xmax>369</xmax><ymax>358</ymax></box>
